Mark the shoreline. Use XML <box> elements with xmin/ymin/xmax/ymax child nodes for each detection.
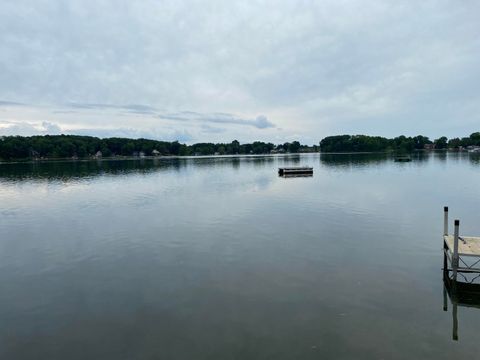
<box><xmin>0</xmin><ymin>152</ymin><xmax>317</xmax><ymax>165</ymax></box>
<box><xmin>0</xmin><ymin>149</ymin><xmax>464</xmax><ymax>165</ymax></box>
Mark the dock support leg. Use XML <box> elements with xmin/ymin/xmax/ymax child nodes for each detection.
<box><xmin>443</xmin><ymin>206</ymin><xmax>448</xmax><ymax>236</ymax></box>
<box><xmin>443</xmin><ymin>285</ymin><xmax>448</xmax><ymax>311</ymax></box>
<box><xmin>443</xmin><ymin>238</ymin><xmax>448</xmax><ymax>280</ymax></box>
<box><xmin>452</xmin><ymin>220</ymin><xmax>460</xmax><ymax>282</ymax></box>
<box><xmin>452</xmin><ymin>302</ymin><xmax>458</xmax><ymax>341</ymax></box>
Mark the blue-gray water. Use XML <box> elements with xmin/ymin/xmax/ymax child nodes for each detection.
<box><xmin>1</xmin><ymin>152</ymin><xmax>479</xmax><ymax>359</ymax></box>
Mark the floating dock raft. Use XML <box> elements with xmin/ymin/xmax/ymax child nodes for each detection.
<box><xmin>278</xmin><ymin>167</ymin><xmax>313</xmax><ymax>176</ymax></box>
<box><xmin>443</xmin><ymin>207</ymin><xmax>480</xmax><ymax>281</ymax></box>
<box><xmin>394</xmin><ymin>156</ymin><xmax>411</xmax><ymax>162</ymax></box>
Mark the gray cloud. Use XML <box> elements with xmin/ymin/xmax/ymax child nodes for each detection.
<box><xmin>67</xmin><ymin>102</ymin><xmax>158</xmax><ymax>115</ymax></box>
<box><xmin>158</xmin><ymin>112</ymin><xmax>275</xmax><ymax>129</ymax></box>
<box><xmin>200</xmin><ymin>124</ymin><xmax>226</xmax><ymax>134</ymax></box>
<box><xmin>52</xmin><ymin>110</ymin><xmax>79</xmax><ymax>114</ymax></box>
<box><xmin>1</xmin><ymin>1</ymin><xmax>479</xmax><ymax>142</ymax></box>
<box><xmin>122</xmin><ymin>104</ymin><xmax>158</xmax><ymax>114</ymax></box>
<box><xmin>157</xmin><ymin>113</ymin><xmax>190</xmax><ymax>122</ymax></box>
<box><xmin>202</xmin><ymin>114</ymin><xmax>275</xmax><ymax>129</ymax></box>
<box><xmin>65</xmin><ymin>104</ymin><xmax>276</xmax><ymax>129</ymax></box>
<box><xmin>0</xmin><ymin>100</ymin><xmax>26</xmax><ymax>107</ymax></box>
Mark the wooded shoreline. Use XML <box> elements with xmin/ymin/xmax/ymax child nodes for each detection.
<box><xmin>0</xmin><ymin>133</ymin><xmax>478</xmax><ymax>161</ymax></box>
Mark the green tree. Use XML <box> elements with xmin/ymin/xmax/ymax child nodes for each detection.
<box><xmin>434</xmin><ymin>136</ymin><xmax>448</xmax><ymax>149</ymax></box>
<box><xmin>288</xmin><ymin>141</ymin><xmax>301</xmax><ymax>153</ymax></box>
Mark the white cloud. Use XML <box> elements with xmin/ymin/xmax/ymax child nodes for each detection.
<box><xmin>0</xmin><ymin>120</ymin><xmax>62</xmax><ymax>136</ymax></box>
<box><xmin>41</xmin><ymin>121</ymin><xmax>61</xmax><ymax>134</ymax></box>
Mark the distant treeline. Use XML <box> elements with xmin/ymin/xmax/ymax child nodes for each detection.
<box><xmin>319</xmin><ymin>133</ymin><xmax>480</xmax><ymax>152</ymax></box>
<box><xmin>1</xmin><ymin>132</ymin><xmax>479</xmax><ymax>160</ymax></box>
<box><xmin>0</xmin><ymin>135</ymin><xmax>318</xmax><ymax>160</ymax></box>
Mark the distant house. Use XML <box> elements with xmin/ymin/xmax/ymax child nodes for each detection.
<box><xmin>139</xmin><ymin>151</ymin><xmax>145</xmax><ymax>158</ymax></box>
<box><xmin>424</xmin><ymin>144</ymin><xmax>435</xmax><ymax>150</ymax></box>
<box><xmin>30</xmin><ymin>149</ymin><xmax>40</xmax><ymax>158</ymax></box>
<box><xmin>152</xmin><ymin>149</ymin><xmax>160</xmax><ymax>156</ymax></box>
<box><xmin>467</xmin><ymin>146</ymin><xmax>480</xmax><ymax>153</ymax></box>
<box><xmin>94</xmin><ymin>151</ymin><xmax>102</xmax><ymax>158</ymax></box>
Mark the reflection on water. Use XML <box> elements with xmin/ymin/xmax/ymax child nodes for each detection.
<box><xmin>319</xmin><ymin>151</ymin><xmax>443</xmax><ymax>168</ymax></box>
<box><xmin>443</xmin><ymin>277</ymin><xmax>480</xmax><ymax>341</ymax></box>
<box><xmin>320</xmin><ymin>153</ymin><xmax>390</xmax><ymax>168</ymax></box>
<box><xmin>0</xmin><ymin>151</ymin><xmax>477</xmax><ymax>181</ymax></box>
<box><xmin>1</xmin><ymin>152</ymin><xmax>480</xmax><ymax>359</ymax></box>
<box><xmin>279</xmin><ymin>173</ymin><xmax>313</xmax><ymax>178</ymax></box>
<box><xmin>442</xmin><ymin>241</ymin><xmax>480</xmax><ymax>342</ymax></box>
<box><xmin>0</xmin><ymin>157</ymin><xmax>249</xmax><ymax>181</ymax></box>
<box><xmin>469</xmin><ymin>153</ymin><xmax>480</xmax><ymax>164</ymax></box>
<box><xmin>0</xmin><ymin>158</ymin><xmax>182</xmax><ymax>180</ymax></box>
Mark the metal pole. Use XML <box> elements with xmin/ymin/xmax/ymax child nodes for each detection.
<box><xmin>443</xmin><ymin>206</ymin><xmax>449</xmax><ymax>236</ymax></box>
<box><xmin>452</xmin><ymin>219</ymin><xmax>460</xmax><ymax>281</ymax></box>
<box><xmin>443</xmin><ymin>285</ymin><xmax>448</xmax><ymax>311</ymax></box>
<box><xmin>452</xmin><ymin>302</ymin><xmax>458</xmax><ymax>341</ymax></box>
<box><xmin>443</xmin><ymin>246</ymin><xmax>448</xmax><ymax>281</ymax></box>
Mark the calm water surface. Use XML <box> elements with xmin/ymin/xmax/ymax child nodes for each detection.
<box><xmin>1</xmin><ymin>153</ymin><xmax>480</xmax><ymax>359</ymax></box>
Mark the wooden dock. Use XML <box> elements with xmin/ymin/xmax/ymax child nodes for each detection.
<box><xmin>278</xmin><ymin>167</ymin><xmax>313</xmax><ymax>176</ymax></box>
<box><xmin>444</xmin><ymin>236</ymin><xmax>480</xmax><ymax>258</ymax></box>
<box><xmin>442</xmin><ymin>206</ymin><xmax>480</xmax><ymax>340</ymax></box>
<box><xmin>443</xmin><ymin>207</ymin><xmax>480</xmax><ymax>280</ymax></box>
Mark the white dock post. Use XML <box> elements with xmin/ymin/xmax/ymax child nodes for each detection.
<box><xmin>452</xmin><ymin>219</ymin><xmax>460</xmax><ymax>281</ymax></box>
<box><xmin>443</xmin><ymin>206</ymin><xmax>449</xmax><ymax>236</ymax></box>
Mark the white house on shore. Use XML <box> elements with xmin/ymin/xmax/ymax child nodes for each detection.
<box><xmin>467</xmin><ymin>146</ymin><xmax>480</xmax><ymax>153</ymax></box>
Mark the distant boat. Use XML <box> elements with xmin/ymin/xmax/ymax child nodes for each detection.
<box><xmin>394</xmin><ymin>156</ymin><xmax>411</xmax><ymax>162</ymax></box>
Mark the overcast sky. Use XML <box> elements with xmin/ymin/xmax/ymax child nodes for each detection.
<box><xmin>1</xmin><ymin>0</ymin><xmax>479</xmax><ymax>144</ymax></box>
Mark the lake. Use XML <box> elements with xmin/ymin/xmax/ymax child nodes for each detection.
<box><xmin>1</xmin><ymin>152</ymin><xmax>480</xmax><ymax>359</ymax></box>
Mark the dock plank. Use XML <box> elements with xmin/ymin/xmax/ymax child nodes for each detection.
<box><xmin>444</xmin><ymin>235</ymin><xmax>480</xmax><ymax>256</ymax></box>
